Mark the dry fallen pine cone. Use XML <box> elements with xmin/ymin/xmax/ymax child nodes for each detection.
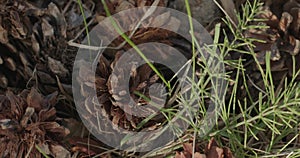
<box><xmin>243</xmin><ymin>0</ymin><xmax>300</xmax><ymax>81</ymax></box>
<box><xmin>0</xmin><ymin>88</ymin><xmax>70</xmax><ymax>158</ymax></box>
<box><xmin>245</xmin><ymin>0</ymin><xmax>300</xmax><ymax>61</ymax></box>
<box><xmin>73</xmin><ymin>0</ymin><xmax>196</xmax><ymax>150</ymax></box>
<box><xmin>0</xmin><ymin>0</ymin><xmax>94</xmax><ymax>94</ymax></box>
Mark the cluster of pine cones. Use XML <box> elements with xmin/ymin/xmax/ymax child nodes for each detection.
<box><xmin>0</xmin><ymin>0</ymin><xmax>299</xmax><ymax>157</ymax></box>
<box><xmin>0</xmin><ymin>0</ymin><xmax>188</xmax><ymax>156</ymax></box>
<box><xmin>0</xmin><ymin>0</ymin><xmax>95</xmax><ymax>156</ymax></box>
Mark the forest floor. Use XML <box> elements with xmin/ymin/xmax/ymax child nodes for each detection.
<box><xmin>0</xmin><ymin>0</ymin><xmax>299</xmax><ymax>157</ymax></box>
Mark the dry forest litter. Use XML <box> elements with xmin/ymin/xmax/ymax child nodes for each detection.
<box><xmin>0</xmin><ymin>0</ymin><xmax>299</xmax><ymax>157</ymax></box>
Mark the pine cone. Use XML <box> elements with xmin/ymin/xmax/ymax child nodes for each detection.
<box><xmin>247</xmin><ymin>0</ymin><xmax>300</xmax><ymax>55</ymax></box>
<box><xmin>226</xmin><ymin>0</ymin><xmax>300</xmax><ymax>102</ymax></box>
<box><xmin>244</xmin><ymin>0</ymin><xmax>300</xmax><ymax>78</ymax></box>
<box><xmin>0</xmin><ymin>88</ymin><xmax>70</xmax><ymax>158</ymax></box>
<box><xmin>0</xmin><ymin>0</ymin><xmax>93</xmax><ymax>94</ymax></box>
<box><xmin>74</xmin><ymin>0</ymin><xmax>193</xmax><ymax>148</ymax></box>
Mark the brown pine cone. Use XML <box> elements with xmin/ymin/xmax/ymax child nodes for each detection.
<box><xmin>0</xmin><ymin>88</ymin><xmax>70</xmax><ymax>158</ymax></box>
<box><xmin>244</xmin><ymin>0</ymin><xmax>300</xmax><ymax>78</ymax></box>
<box><xmin>228</xmin><ymin>0</ymin><xmax>300</xmax><ymax>102</ymax></box>
<box><xmin>245</xmin><ymin>0</ymin><xmax>300</xmax><ymax>60</ymax></box>
<box><xmin>74</xmin><ymin>0</ymin><xmax>194</xmax><ymax>149</ymax></box>
<box><xmin>78</xmin><ymin>0</ymin><xmax>188</xmax><ymax>125</ymax></box>
<box><xmin>75</xmin><ymin>43</ymin><xmax>170</xmax><ymax>133</ymax></box>
<box><xmin>0</xmin><ymin>0</ymin><xmax>95</xmax><ymax>94</ymax></box>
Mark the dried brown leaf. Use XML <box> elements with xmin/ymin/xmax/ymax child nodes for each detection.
<box><xmin>224</xmin><ymin>147</ymin><xmax>234</xmax><ymax>158</ymax></box>
<box><xmin>206</xmin><ymin>138</ymin><xmax>218</xmax><ymax>150</ymax></box>
<box><xmin>175</xmin><ymin>151</ymin><xmax>190</xmax><ymax>158</ymax></box>
<box><xmin>205</xmin><ymin>138</ymin><xmax>234</xmax><ymax>158</ymax></box>
<box><xmin>206</xmin><ymin>146</ymin><xmax>224</xmax><ymax>158</ymax></box>
<box><xmin>194</xmin><ymin>152</ymin><xmax>206</xmax><ymax>158</ymax></box>
<box><xmin>183</xmin><ymin>143</ymin><xmax>194</xmax><ymax>155</ymax></box>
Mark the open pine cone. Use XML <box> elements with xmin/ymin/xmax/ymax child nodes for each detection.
<box><xmin>222</xmin><ymin>0</ymin><xmax>300</xmax><ymax>105</ymax></box>
<box><xmin>243</xmin><ymin>0</ymin><xmax>300</xmax><ymax>81</ymax></box>
<box><xmin>245</xmin><ymin>0</ymin><xmax>300</xmax><ymax>61</ymax></box>
<box><xmin>0</xmin><ymin>0</ymin><xmax>96</xmax><ymax>94</ymax></box>
<box><xmin>0</xmin><ymin>88</ymin><xmax>70</xmax><ymax>157</ymax></box>
<box><xmin>73</xmin><ymin>0</ymin><xmax>194</xmax><ymax>149</ymax></box>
